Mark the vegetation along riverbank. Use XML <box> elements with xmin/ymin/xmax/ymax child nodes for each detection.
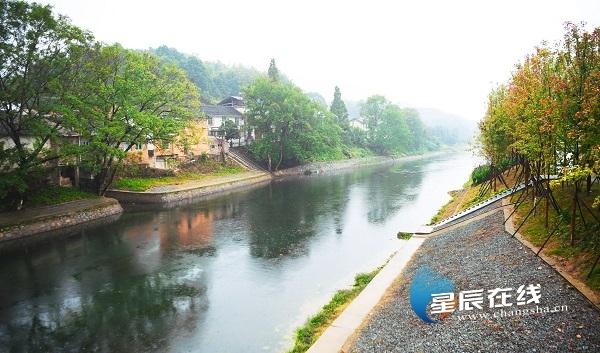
<box><xmin>428</xmin><ymin>22</ymin><xmax>600</xmax><ymax>302</ymax></box>
<box><xmin>0</xmin><ymin>0</ymin><xmax>471</xmax><ymax>238</ymax></box>
<box><xmin>287</xmin><ymin>268</ymin><xmax>381</xmax><ymax>353</ymax></box>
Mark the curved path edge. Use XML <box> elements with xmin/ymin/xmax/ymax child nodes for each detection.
<box><xmin>305</xmin><ymin>238</ymin><xmax>424</xmax><ymax>353</ymax></box>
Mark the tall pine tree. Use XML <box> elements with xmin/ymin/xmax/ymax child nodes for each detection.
<box><xmin>268</xmin><ymin>58</ymin><xmax>279</xmax><ymax>81</ymax></box>
<box><xmin>330</xmin><ymin>86</ymin><xmax>349</xmax><ymax>129</ymax></box>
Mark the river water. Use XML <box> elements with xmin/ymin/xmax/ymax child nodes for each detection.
<box><xmin>0</xmin><ymin>150</ymin><xmax>479</xmax><ymax>353</ymax></box>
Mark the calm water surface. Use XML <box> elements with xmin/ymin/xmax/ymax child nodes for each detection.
<box><xmin>0</xmin><ymin>151</ymin><xmax>479</xmax><ymax>353</ymax></box>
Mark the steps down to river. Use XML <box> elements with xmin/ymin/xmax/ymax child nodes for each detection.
<box><xmin>414</xmin><ymin>175</ymin><xmax>559</xmax><ymax>235</ymax></box>
<box><xmin>228</xmin><ymin>148</ymin><xmax>267</xmax><ymax>172</ymax></box>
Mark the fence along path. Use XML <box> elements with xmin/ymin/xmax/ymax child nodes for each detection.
<box><xmin>413</xmin><ymin>175</ymin><xmax>559</xmax><ymax>235</ymax></box>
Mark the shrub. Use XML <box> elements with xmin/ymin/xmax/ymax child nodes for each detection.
<box><xmin>471</xmin><ymin>165</ymin><xmax>491</xmax><ymax>185</ymax></box>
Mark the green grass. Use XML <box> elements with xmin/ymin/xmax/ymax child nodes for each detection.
<box><xmin>397</xmin><ymin>231</ymin><xmax>413</xmax><ymax>240</ymax></box>
<box><xmin>287</xmin><ymin>269</ymin><xmax>380</xmax><ymax>353</ymax></box>
<box><xmin>27</xmin><ymin>186</ymin><xmax>97</xmax><ymax>208</ymax></box>
<box><xmin>347</xmin><ymin>147</ymin><xmax>374</xmax><ymax>158</ymax></box>
<box><xmin>112</xmin><ymin>166</ymin><xmax>244</xmax><ymax>192</ymax></box>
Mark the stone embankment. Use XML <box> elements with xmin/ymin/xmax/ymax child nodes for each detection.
<box><xmin>274</xmin><ymin>150</ymin><xmax>449</xmax><ymax>177</ymax></box>
<box><xmin>0</xmin><ymin>197</ymin><xmax>122</xmax><ymax>244</ymax></box>
<box><xmin>106</xmin><ymin>171</ymin><xmax>271</xmax><ymax>204</ymax></box>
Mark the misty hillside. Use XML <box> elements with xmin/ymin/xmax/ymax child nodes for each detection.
<box><xmin>416</xmin><ymin>107</ymin><xmax>478</xmax><ymax>145</ymax></box>
<box><xmin>149</xmin><ymin>46</ymin><xmax>263</xmax><ymax>103</ymax></box>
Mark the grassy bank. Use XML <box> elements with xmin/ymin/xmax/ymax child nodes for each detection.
<box><xmin>430</xmin><ymin>167</ymin><xmax>600</xmax><ymax>293</ymax></box>
<box><xmin>512</xmin><ymin>183</ymin><xmax>600</xmax><ymax>291</ymax></box>
<box><xmin>113</xmin><ymin>165</ymin><xmax>244</xmax><ymax>191</ymax></box>
<box><xmin>287</xmin><ymin>268</ymin><xmax>381</xmax><ymax>353</ymax></box>
<box><xmin>27</xmin><ymin>186</ymin><xmax>98</xmax><ymax>208</ymax></box>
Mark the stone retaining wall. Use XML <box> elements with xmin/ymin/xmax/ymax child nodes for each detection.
<box><xmin>0</xmin><ymin>199</ymin><xmax>123</xmax><ymax>243</ymax></box>
<box><xmin>273</xmin><ymin>157</ymin><xmax>396</xmax><ymax>177</ymax></box>
<box><xmin>274</xmin><ymin>151</ymin><xmax>449</xmax><ymax>177</ymax></box>
<box><xmin>106</xmin><ymin>173</ymin><xmax>272</xmax><ymax>204</ymax></box>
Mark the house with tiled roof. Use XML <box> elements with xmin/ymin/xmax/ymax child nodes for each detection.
<box><xmin>201</xmin><ymin>96</ymin><xmax>251</xmax><ymax>145</ymax></box>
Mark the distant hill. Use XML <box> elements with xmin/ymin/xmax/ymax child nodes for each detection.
<box><xmin>307</xmin><ymin>92</ymin><xmax>327</xmax><ymax>107</ymax></box>
<box><xmin>149</xmin><ymin>46</ymin><xmax>263</xmax><ymax>103</ymax></box>
<box><xmin>343</xmin><ymin>102</ymin><xmax>475</xmax><ymax>145</ymax></box>
<box><xmin>416</xmin><ymin>107</ymin><xmax>477</xmax><ymax>145</ymax></box>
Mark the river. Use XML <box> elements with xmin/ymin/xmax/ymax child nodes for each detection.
<box><xmin>0</xmin><ymin>150</ymin><xmax>479</xmax><ymax>353</ymax></box>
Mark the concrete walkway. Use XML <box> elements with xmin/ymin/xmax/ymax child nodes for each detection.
<box><xmin>344</xmin><ymin>207</ymin><xmax>600</xmax><ymax>353</ymax></box>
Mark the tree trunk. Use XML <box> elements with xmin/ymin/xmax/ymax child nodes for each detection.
<box><xmin>267</xmin><ymin>154</ymin><xmax>272</xmax><ymax>172</ymax></box>
<box><xmin>570</xmin><ymin>182</ymin><xmax>579</xmax><ymax>245</ymax></box>
<box><xmin>544</xmin><ymin>190</ymin><xmax>549</xmax><ymax>229</ymax></box>
<box><xmin>100</xmin><ymin>167</ymin><xmax>118</xmax><ymax>196</ymax></box>
<box><xmin>275</xmin><ymin>138</ymin><xmax>284</xmax><ymax>171</ymax></box>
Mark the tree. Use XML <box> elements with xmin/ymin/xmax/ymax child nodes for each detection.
<box><xmin>267</xmin><ymin>58</ymin><xmax>279</xmax><ymax>82</ymax></box>
<box><xmin>221</xmin><ymin>119</ymin><xmax>240</xmax><ymax>144</ymax></box>
<box><xmin>244</xmin><ymin>77</ymin><xmax>342</xmax><ymax>170</ymax></box>
<box><xmin>360</xmin><ymin>95</ymin><xmax>389</xmax><ymax>142</ymax></box>
<box><xmin>373</xmin><ymin>104</ymin><xmax>411</xmax><ymax>155</ymax></box>
<box><xmin>0</xmin><ymin>0</ymin><xmax>92</xmax><ymax>207</ymax></box>
<box><xmin>68</xmin><ymin>44</ymin><xmax>199</xmax><ymax>195</ymax></box>
<box><xmin>478</xmin><ymin>23</ymin><xmax>600</xmax><ymax>247</ymax></box>
<box><xmin>307</xmin><ymin>92</ymin><xmax>327</xmax><ymax>107</ymax></box>
<box><xmin>151</xmin><ymin>46</ymin><xmax>262</xmax><ymax>103</ymax></box>
<box><xmin>404</xmin><ymin>108</ymin><xmax>428</xmax><ymax>152</ymax></box>
<box><xmin>330</xmin><ymin>86</ymin><xmax>349</xmax><ymax>129</ymax></box>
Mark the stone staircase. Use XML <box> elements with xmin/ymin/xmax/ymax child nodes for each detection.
<box><xmin>227</xmin><ymin>148</ymin><xmax>268</xmax><ymax>172</ymax></box>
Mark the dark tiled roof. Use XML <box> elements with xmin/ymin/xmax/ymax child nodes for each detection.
<box><xmin>217</xmin><ymin>96</ymin><xmax>244</xmax><ymax>106</ymax></box>
<box><xmin>201</xmin><ymin>105</ymin><xmax>242</xmax><ymax>117</ymax></box>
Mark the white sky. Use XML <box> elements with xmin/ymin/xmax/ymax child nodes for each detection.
<box><xmin>37</xmin><ymin>0</ymin><xmax>600</xmax><ymax>121</ymax></box>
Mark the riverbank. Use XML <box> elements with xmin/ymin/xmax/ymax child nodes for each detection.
<box><xmin>429</xmin><ymin>170</ymin><xmax>600</xmax><ymax>297</ymax></box>
<box><xmin>274</xmin><ymin>149</ymin><xmax>455</xmax><ymax>177</ymax></box>
<box><xmin>107</xmin><ymin>170</ymin><xmax>271</xmax><ymax>204</ymax></box>
<box><xmin>0</xmin><ymin>197</ymin><xmax>122</xmax><ymax>245</ymax></box>
<box><xmin>0</xmin><ymin>150</ymin><xmax>479</xmax><ymax>353</ymax></box>
<box><xmin>345</xmin><ymin>205</ymin><xmax>600</xmax><ymax>353</ymax></box>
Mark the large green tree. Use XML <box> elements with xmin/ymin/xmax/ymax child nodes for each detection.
<box><xmin>373</xmin><ymin>104</ymin><xmax>411</xmax><ymax>155</ymax></box>
<box><xmin>0</xmin><ymin>0</ymin><xmax>92</xmax><ymax>206</ymax></box>
<box><xmin>68</xmin><ymin>44</ymin><xmax>200</xmax><ymax>195</ymax></box>
<box><xmin>359</xmin><ymin>95</ymin><xmax>427</xmax><ymax>155</ymax></box>
<box><xmin>244</xmin><ymin>77</ymin><xmax>342</xmax><ymax>170</ymax></box>
<box><xmin>360</xmin><ymin>95</ymin><xmax>388</xmax><ymax>143</ymax></box>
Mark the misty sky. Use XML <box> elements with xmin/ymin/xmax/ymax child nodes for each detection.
<box><xmin>37</xmin><ymin>0</ymin><xmax>600</xmax><ymax>121</ymax></box>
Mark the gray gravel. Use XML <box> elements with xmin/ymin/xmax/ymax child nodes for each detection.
<box><xmin>348</xmin><ymin>210</ymin><xmax>600</xmax><ymax>353</ymax></box>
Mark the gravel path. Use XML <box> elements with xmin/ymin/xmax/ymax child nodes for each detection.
<box><xmin>348</xmin><ymin>210</ymin><xmax>600</xmax><ymax>353</ymax></box>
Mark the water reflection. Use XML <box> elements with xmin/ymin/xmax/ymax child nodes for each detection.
<box><xmin>0</xmin><ymin>151</ymin><xmax>479</xmax><ymax>353</ymax></box>
<box><xmin>246</xmin><ymin>176</ymin><xmax>352</xmax><ymax>259</ymax></box>
<box><xmin>0</xmin><ymin>219</ymin><xmax>210</xmax><ymax>353</ymax></box>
